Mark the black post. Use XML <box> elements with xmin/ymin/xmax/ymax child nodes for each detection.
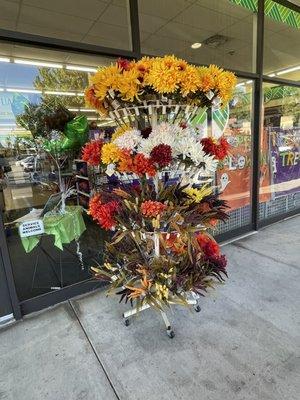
<box><xmin>0</xmin><ymin>212</ymin><xmax>22</xmax><ymax>320</ymax></box>
<box><xmin>129</xmin><ymin>0</ymin><xmax>141</xmax><ymax>57</ymax></box>
<box><xmin>251</xmin><ymin>0</ymin><xmax>265</xmax><ymax>231</ymax></box>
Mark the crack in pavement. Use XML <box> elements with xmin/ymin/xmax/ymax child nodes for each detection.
<box><xmin>68</xmin><ymin>301</ymin><xmax>121</xmax><ymax>400</ymax></box>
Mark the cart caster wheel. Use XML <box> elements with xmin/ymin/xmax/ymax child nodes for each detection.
<box><xmin>124</xmin><ymin>318</ymin><xmax>130</xmax><ymax>326</ymax></box>
<box><xmin>194</xmin><ymin>305</ymin><xmax>201</xmax><ymax>313</ymax></box>
<box><xmin>167</xmin><ymin>330</ymin><xmax>175</xmax><ymax>339</ymax></box>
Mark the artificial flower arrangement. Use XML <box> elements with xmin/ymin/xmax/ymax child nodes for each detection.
<box><xmin>85</xmin><ymin>55</ymin><xmax>236</xmax><ymax>127</ymax></box>
<box><xmin>82</xmin><ymin>55</ymin><xmax>236</xmax><ymax>337</ymax></box>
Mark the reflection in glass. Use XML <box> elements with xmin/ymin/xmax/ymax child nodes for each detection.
<box><xmin>213</xmin><ymin>81</ymin><xmax>253</xmax><ymax>233</ymax></box>
<box><xmin>139</xmin><ymin>0</ymin><xmax>257</xmax><ymax>72</ymax></box>
<box><xmin>0</xmin><ymin>55</ymin><xmax>115</xmax><ymax>302</ymax></box>
<box><xmin>190</xmin><ymin>80</ymin><xmax>253</xmax><ymax>234</ymax></box>
<box><xmin>0</xmin><ymin>0</ymin><xmax>132</xmax><ymax>50</ymax></box>
<box><xmin>264</xmin><ymin>1</ymin><xmax>300</xmax><ymax>81</ymax></box>
<box><xmin>259</xmin><ymin>84</ymin><xmax>300</xmax><ymax>220</ymax></box>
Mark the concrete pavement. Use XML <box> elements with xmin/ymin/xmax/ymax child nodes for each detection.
<box><xmin>0</xmin><ymin>216</ymin><xmax>299</xmax><ymax>400</ymax></box>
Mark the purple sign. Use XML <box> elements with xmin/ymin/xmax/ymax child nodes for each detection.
<box><xmin>269</xmin><ymin>128</ymin><xmax>300</xmax><ymax>197</ymax></box>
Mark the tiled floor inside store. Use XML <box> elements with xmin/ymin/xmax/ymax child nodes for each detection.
<box><xmin>0</xmin><ymin>216</ymin><xmax>299</xmax><ymax>400</ymax></box>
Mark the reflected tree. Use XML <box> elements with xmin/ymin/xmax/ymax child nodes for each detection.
<box><xmin>34</xmin><ymin>67</ymin><xmax>89</xmax><ymax>108</ymax></box>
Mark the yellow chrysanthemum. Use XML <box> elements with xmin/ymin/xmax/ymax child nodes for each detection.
<box><xmin>111</xmin><ymin>124</ymin><xmax>131</xmax><ymax>141</ymax></box>
<box><xmin>207</xmin><ymin>64</ymin><xmax>223</xmax><ymax>78</ymax></box>
<box><xmin>135</xmin><ymin>57</ymin><xmax>153</xmax><ymax>75</ymax></box>
<box><xmin>180</xmin><ymin>64</ymin><xmax>201</xmax><ymax>96</ymax></box>
<box><xmin>197</xmin><ymin>66</ymin><xmax>215</xmax><ymax>92</ymax></box>
<box><xmin>144</xmin><ymin>55</ymin><xmax>185</xmax><ymax>93</ymax></box>
<box><xmin>215</xmin><ymin>71</ymin><xmax>237</xmax><ymax>103</ymax></box>
<box><xmin>117</xmin><ymin>68</ymin><xmax>141</xmax><ymax>101</ymax></box>
<box><xmin>183</xmin><ymin>185</ymin><xmax>213</xmax><ymax>204</ymax></box>
<box><xmin>90</xmin><ymin>64</ymin><xmax>121</xmax><ymax>100</ymax></box>
<box><xmin>101</xmin><ymin>143</ymin><xmax>122</xmax><ymax>164</ymax></box>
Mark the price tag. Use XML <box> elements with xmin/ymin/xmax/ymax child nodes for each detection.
<box><xmin>19</xmin><ymin>220</ymin><xmax>44</xmax><ymax>238</ymax></box>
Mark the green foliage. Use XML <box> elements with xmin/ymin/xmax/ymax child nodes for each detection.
<box><xmin>34</xmin><ymin>67</ymin><xmax>88</xmax><ymax>108</ymax></box>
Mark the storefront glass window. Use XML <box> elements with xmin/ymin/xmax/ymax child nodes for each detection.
<box><xmin>212</xmin><ymin>79</ymin><xmax>253</xmax><ymax>234</ymax></box>
<box><xmin>0</xmin><ymin>48</ymin><xmax>116</xmax><ymax>302</ymax></box>
<box><xmin>259</xmin><ymin>83</ymin><xmax>300</xmax><ymax>220</ymax></box>
<box><xmin>138</xmin><ymin>0</ymin><xmax>257</xmax><ymax>72</ymax></box>
<box><xmin>263</xmin><ymin>1</ymin><xmax>300</xmax><ymax>81</ymax></box>
<box><xmin>0</xmin><ymin>0</ymin><xmax>132</xmax><ymax>51</ymax></box>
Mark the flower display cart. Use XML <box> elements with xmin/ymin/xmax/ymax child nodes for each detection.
<box><xmin>82</xmin><ymin>55</ymin><xmax>236</xmax><ymax>337</ymax></box>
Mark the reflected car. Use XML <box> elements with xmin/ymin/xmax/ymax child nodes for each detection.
<box><xmin>15</xmin><ymin>155</ymin><xmax>35</xmax><ymax>167</ymax></box>
<box><xmin>23</xmin><ymin>156</ymin><xmax>41</xmax><ymax>172</ymax></box>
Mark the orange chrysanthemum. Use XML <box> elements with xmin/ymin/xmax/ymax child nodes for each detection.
<box><xmin>118</xmin><ymin>149</ymin><xmax>134</xmax><ymax>173</ymax></box>
<box><xmin>140</xmin><ymin>200</ymin><xmax>167</xmax><ymax>218</ymax></box>
<box><xmin>89</xmin><ymin>194</ymin><xmax>119</xmax><ymax>230</ymax></box>
<box><xmin>133</xmin><ymin>153</ymin><xmax>156</xmax><ymax>177</ymax></box>
<box><xmin>82</xmin><ymin>140</ymin><xmax>103</xmax><ymax>166</ymax></box>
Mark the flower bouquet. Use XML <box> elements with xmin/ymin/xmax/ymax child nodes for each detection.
<box><xmin>82</xmin><ymin>55</ymin><xmax>236</xmax><ymax>337</ymax></box>
<box><xmin>85</xmin><ymin>55</ymin><xmax>236</xmax><ymax>128</ymax></box>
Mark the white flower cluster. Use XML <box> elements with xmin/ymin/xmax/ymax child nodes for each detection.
<box><xmin>113</xmin><ymin>129</ymin><xmax>142</xmax><ymax>150</ymax></box>
<box><xmin>112</xmin><ymin>122</ymin><xmax>218</xmax><ymax>173</ymax></box>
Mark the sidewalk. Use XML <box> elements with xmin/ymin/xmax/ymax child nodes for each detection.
<box><xmin>1</xmin><ymin>216</ymin><xmax>299</xmax><ymax>400</ymax></box>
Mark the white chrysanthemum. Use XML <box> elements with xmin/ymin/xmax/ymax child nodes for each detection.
<box><xmin>174</xmin><ymin>134</ymin><xmax>198</xmax><ymax>160</ymax></box>
<box><xmin>138</xmin><ymin>122</ymin><xmax>180</xmax><ymax>156</ymax></box>
<box><xmin>203</xmin><ymin>155</ymin><xmax>218</xmax><ymax>173</ymax></box>
<box><xmin>188</xmin><ymin>142</ymin><xmax>206</xmax><ymax>165</ymax></box>
<box><xmin>113</xmin><ymin>129</ymin><xmax>142</xmax><ymax>150</ymax></box>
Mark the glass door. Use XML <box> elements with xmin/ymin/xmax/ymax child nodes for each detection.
<box><xmin>0</xmin><ymin>46</ymin><xmax>114</xmax><ymax>311</ymax></box>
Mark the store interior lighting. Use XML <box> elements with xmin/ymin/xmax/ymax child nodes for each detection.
<box><xmin>6</xmin><ymin>88</ymin><xmax>42</xmax><ymax>94</ymax></box>
<box><xmin>276</xmin><ymin>66</ymin><xmax>300</xmax><ymax>76</ymax></box>
<box><xmin>66</xmin><ymin>65</ymin><xmax>97</xmax><ymax>73</ymax></box>
<box><xmin>68</xmin><ymin>108</ymin><xmax>97</xmax><ymax>113</ymax></box>
<box><xmin>191</xmin><ymin>42</ymin><xmax>202</xmax><ymax>49</ymax></box>
<box><xmin>14</xmin><ymin>59</ymin><xmax>63</xmax><ymax>69</ymax></box>
<box><xmin>0</xmin><ymin>55</ymin><xmax>98</xmax><ymax>73</ymax></box>
<box><xmin>44</xmin><ymin>90</ymin><xmax>78</xmax><ymax>96</ymax></box>
<box><xmin>0</xmin><ymin>57</ymin><xmax>10</xmax><ymax>63</ymax></box>
<box><xmin>0</xmin><ymin>87</ymin><xmax>85</xmax><ymax>96</ymax></box>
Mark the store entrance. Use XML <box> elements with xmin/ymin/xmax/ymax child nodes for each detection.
<box><xmin>0</xmin><ymin>51</ymin><xmax>113</xmax><ymax>316</ymax></box>
<box><xmin>0</xmin><ymin>139</ymin><xmax>106</xmax><ymax>307</ymax></box>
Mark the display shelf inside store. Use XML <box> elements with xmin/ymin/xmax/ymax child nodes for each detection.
<box><xmin>75</xmin><ymin>174</ymin><xmax>89</xmax><ymax>181</ymax></box>
<box><xmin>77</xmin><ymin>190</ymin><xmax>90</xmax><ymax>198</ymax></box>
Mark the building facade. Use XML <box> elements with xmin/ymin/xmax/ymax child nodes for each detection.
<box><xmin>0</xmin><ymin>0</ymin><xmax>299</xmax><ymax>323</ymax></box>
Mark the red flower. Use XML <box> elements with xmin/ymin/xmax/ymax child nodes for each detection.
<box><xmin>117</xmin><ymin>58</ymin><xmax>132</xmax><ymax>71</ymax></box>
<box><xmin>141</xmin><ymin>126</ymin><xmax>152</xmax><ymax>139</ymax></box>
<box><xmin>201</xmin><ymin>137</ymin><xmax>230</xmax><ymax>160</ymax></box>
<box><xmin>89</xmin><ymin>194</ymin><xmax>119</xmax><ymax>230</ymax></box>
<box><xmin>165</xmin><ymin>233</ymin><xmax>186</xmax><ymax>254</ymax></box>
<box><xmin>82</xmin><ymin>140</ymin><xmax>103</xmax><ymax>166</ymax></box>
<box><xmin>150</xmin><ymin>144</ymin><xmax>172</xmax><ymax>168</ymax></box>
<box><xmin>196</xmin><ymin>233</ymin><xmax>220</xmax><ymax>257</ymax></box>
<box><xmin>140</xmin><ymin>200</ymin><xmax>166</xmax><ymax>218</ymax></box>
<box><xmin>133</xmin><ymin>153</ymin><xmax>156</xmax><ymax>177</ymax></box>
<box><xmin>209</xmin><ymin>254</ymin><xmax>227</xmax><ymax>269</ymax></box>
<box><xmin>118</xmin><ymin>149</ymin><xmax>134</xmax><ymax>173</ymax></box>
